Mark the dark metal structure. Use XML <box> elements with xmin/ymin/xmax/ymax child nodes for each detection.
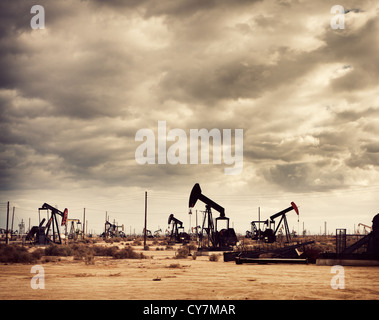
<box><xmin>336</xmin><ymin>228</ymin><xmax>347</xmax><ymax>255</ymax></box>
<box><xmin>26</xmin><ymin>203</ymin><xmax>68</xmax><ymax>245</ymax></box>
<box><xmin>189</xmin><ymin>183</ymin><xmax>237</xmax><ymax>250</ymax></box>
<box><xmin>247</xmin><ymin>202</ymin><xmax>299</xmax><ymax>243</ymax></box>
<box><xmin>168</xmin><ymin>214</ymin><xmax>190</xmax><ymax>244</ymax></box>
<box><xmin>225</xmin><ymin>240</ymin><xmax>315</xmax><ymax>263</ymax></box>
<box><xmin>102</xmin><ymin>221</ymin><xmax>126</xmax><ymax>238</ymax></box>
<box><xmin>320</xmin><ymin>213</ymin><xmax>379</xmax><ymax>261</ymax></box>
<box><xmin>339</xmin><ymin>213</ymin><xmax>379</xmax><ymax>258</ymax></box>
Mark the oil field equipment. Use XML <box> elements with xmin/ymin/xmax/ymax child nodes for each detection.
<box><xmin>189</xmin><ymin>183</ymin><xmax>237</xmax><ymax>250</ymax></box>
<box><xmin>144</xmin><ymin>229</ymin><xmax>154</xmax><ymax>238</ymax></box>
<box><xmin>247</xmin><ymin>202</ymin><xmax>299</xmax><ymax>243</ymax></box>
<box><xmin>317</xmin><ymin>213</ymin><xmax>379</xmax><ymax>265</ymax></box>
<box><xmin>102</xmin><ymin>220</ymin><xmax>126</xmax><ymax>238</ymax></box>
<box><xmin>26</xmin><ymin>203</ymin><xmax>68</xmax><ymax>245</ymax></box>
<box><xmin>65</xmin><ymin>219</ymin><xmax>82</xmax><ymax>240</ymax></box>
<box><xmin>168</xmin><ymin>214</ymin><xmax>190</xmax><ymax>244</ymax></box>
<box><xmin>336</xmin><ymin>213</ymin><xmax>379</xmax><ymax>259</ymax></box>
<box><xmin>357</xmin><ymin>223</ymin><xmax>372</xmax><ymax>235</ymax></box>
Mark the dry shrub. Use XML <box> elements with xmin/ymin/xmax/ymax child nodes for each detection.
<box><xmin>175</xmin><ymin>246</ymin><xmax>189</xmax><ymax>259</ymax></box>
<box><xmin>92</xmin><ymin>245</ymin><xmax>119</xmax><ymax>257</ymax></box>
<box><xmin>85</xmin><ymin>254</ymin><xmax>95</xmax><ymax>265</ymax></box>
<box><xmin>113</xmin><ymin>246</ymin><xmax>145</xmax><ymax>259</ymax></box>
<box><xmin>0</xmin><ymin>245</ymin><xmax>39</xmax><ymax>263</ymax></box>
<box><xmin>209</xmin><ymin>254</ymin><xmax>219</xmax><ymax>262</ymax></box>
<box><xmin>70</xmin><ymin>243</ymin><xmax>93</xmax><ymax>260</ymax></box>
<box><xmin>167</xmin><ymin>263</ymin><xmax>182</xmax><ymax>268</ymax></box>
<box><xmin>44</xmin><ymin>244</ymin><xmax>72</xmax><ymax>256</ymax></box>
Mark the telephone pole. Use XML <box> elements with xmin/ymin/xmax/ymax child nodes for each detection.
<box><xmin>83</xmin><ymin>208</ymin><xmax>86</xmax><ymax>240</ymax></box>
<box><xmin>5</xmin><ymin>202</ymin><xmax>9</xmax><ymax>245</ymax></box>
<box><xmin>144</xmin><ymin>191</ymin><xmax>147</xmax><ymax>248</ymax></box>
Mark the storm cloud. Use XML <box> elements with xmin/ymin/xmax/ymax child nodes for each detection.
<box><xmin>1</xmin><ymin>0</ymin><xmax>379</xmax><ymax>233</ymax></box>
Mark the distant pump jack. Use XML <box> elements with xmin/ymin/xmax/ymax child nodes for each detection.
<box><xmin>135</xmin><ymin>121</ymin><xmax>243</xmax><ymax>175</ymax></box>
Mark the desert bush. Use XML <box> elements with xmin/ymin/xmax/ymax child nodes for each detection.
<box><xmin>92</xmin><ymin>245</ymin><xmax>119</xmax><ymax>257</ymax></box>
<box><xmin>31</xmin><ymin>248</ymin><xmax>44</xmax><ymax>260</ymax></box>
<box><xmin>70</xmin><ymin>243</ymin><xmax>93</xmax><ymax>260</ymax></box>
<box><xmin>209</xmin><ymin>254</ymin><xmax>219</xmax><ymax>262</ymax></box>
<box><xmin>167</xmin><ymin>263</ymin><xmax>182</xmax><ymax>268</ymax></box>
<box><xmin>0</xmin><ymin>245</ymin><xmax>39</xmax><ymax>263</ymax></box>
<box><xmin>175</xmin><ymin>246</ymin><xmax>189</xmax><ymax>259</ymax></box>
<box><xmin>113</xmin><ymin>246</ymin><xmax>145</xmax><ymax>259</ymax></box>
<box><xmin>85</xmin><ymin>254</ymin><xmax>95</xmax><ymax>265</ymax></box>
<box><xmin>44</xmin><ymin>244</ymin><xmax>72</xmax><ymax>256</ymax></box>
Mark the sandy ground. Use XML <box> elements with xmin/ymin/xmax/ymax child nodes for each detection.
<box><xmin>1</xmin><ymin>243</ymin><xmax>379</xmax><ymax>300</ymax></box>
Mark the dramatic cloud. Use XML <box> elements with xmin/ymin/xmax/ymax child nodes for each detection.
<box><xmin>1</xmin><ymin>0</ymin><xmax>379</xmax><ymax>234</ymax></box>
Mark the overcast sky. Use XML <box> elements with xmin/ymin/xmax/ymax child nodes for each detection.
<box><xmin>1</xmin><ymin>0</ymin><xmax>379</xmax><ymax>236</ymax></box>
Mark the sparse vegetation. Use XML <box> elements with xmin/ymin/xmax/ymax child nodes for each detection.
<box><xmin>45</xmin><ymin>244</ymin><xmax>72</xmax><ymax>256</ymax></box>
<box><xmin>174</xmin><ymin>245</ymin><xmax>190</xmax><ymax>259</ymax></box>
<box><xmin>0</xmin><ymin>245</ymin><xmax>39</xmax><ymax>263</ymax></box>
<box><xmin>113</xmin><ymin>246</ymin><xmax>145</xmax><ymax>259</ymax></box>
<box><xmin>209</xmin><ymin>254</ymin><xmax>219</xmax><ymax>262</ymax></box>
<box><xmin>167</xmin><ymin>263</ymin><xmax>182</xmax><ymax>268</ymax></box>
<box><xmin>0</xmin><ymin>242</ymin><xmax>147</xmax><ymax>264</ymax></box>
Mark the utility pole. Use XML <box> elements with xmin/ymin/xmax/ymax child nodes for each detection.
<box><xmin>11</xmin><ymin>206</ymin><xmax>15</xmax><ymax>240</ymax></box>
<box><xmin>5</xmin><ymin>202</ymin><xmax>9</xmax><ymax>245</ymax></box>
<box><xmin>258</xmin><ymin>207</ymin><xmax>261</xmax><ymax>247</ymax></box>
<box><xmin>105</xmin><ymin>211</ymin><xmax>107</xmax><ymax>239</ymax></box>
<box><xmin>196</xmin><ymin>210</ymin><xmax>198</xmax><ymax>247</ymax></box>
<box><xmin>144</xmin><ymin>191</ymin><xmax>147</xmax><ymax>248</ymax></box>
<box><xmin>83</xmin><ymin>208</ymin><xmax>86</xmax><ymax>240</ymax></box>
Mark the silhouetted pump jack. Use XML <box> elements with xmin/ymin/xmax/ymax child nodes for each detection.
<box><xmin>189</xmin><ymin>183</ymin><xmax>237</xmax><ymax>250</ymax></box>
<box><xmin>248</xmin><ymin>202</ymin><xmax>299</xmax><ymax>243</ymax></box>
<box><xmin>168</xmin><ymin>214</ymin><xmax>190</xmax><ymax>244</ymax></box>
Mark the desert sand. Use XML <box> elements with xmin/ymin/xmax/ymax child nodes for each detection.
<box><xmin>1</xmin><ymin>241</ymin><xmax>379</xmax><ymax>301</ymax></box>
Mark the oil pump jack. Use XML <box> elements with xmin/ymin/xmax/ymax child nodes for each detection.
<box><xmin>189</xmin><ymin>183</ymin><xmax>237</xmax><ymax>250</ymax></box>
<box><xmin>247</xmin><ymin>202</ymin><xmax>299</xmax><ymax>243</ymax></box>
<box><xmin>26</xmin><ymin>203</ymin><xmax>68</xmax><ymax>245</ymax></box>
<box><xmin>168</xmin><ymin>214</ymin><xmax>190</xmax><ymax>244</ymax></box>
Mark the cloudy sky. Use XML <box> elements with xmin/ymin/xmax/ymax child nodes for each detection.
<box><xmin>1</xmin><ymin>0</ymin><xmax>379</xmax><ymax>236</ymax></box>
